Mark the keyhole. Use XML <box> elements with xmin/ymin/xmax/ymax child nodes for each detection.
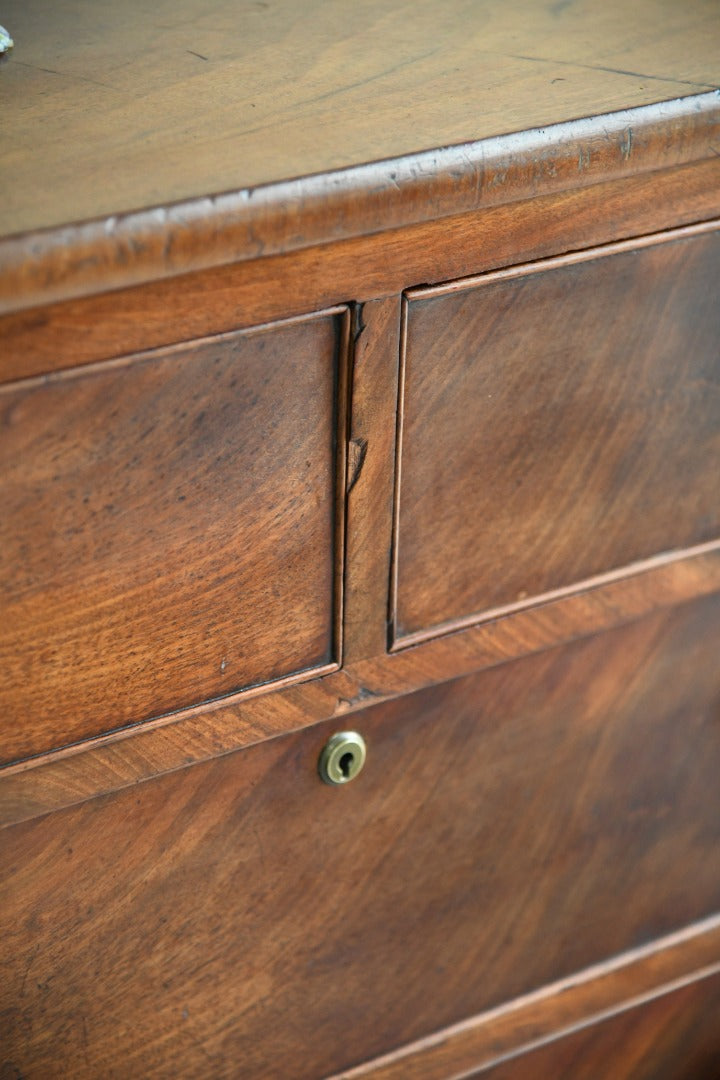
<box><xmin>339</xmin><ymin>751</ymin><xmax>355</xmax><ymax>778</ymax></box>
<box><xmin>319</xmin><ymin>732</ymin><xmax>366</xmax><ymax>786</ymax></box>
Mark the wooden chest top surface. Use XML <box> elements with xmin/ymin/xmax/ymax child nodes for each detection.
<box><xmin>2</xmin><ymin>0</ymin><xmax>719</xmax><ymax>238</ymax></box>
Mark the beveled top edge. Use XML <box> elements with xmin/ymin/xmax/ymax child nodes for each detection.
<box><xmin>1</xmin><ymin>91</ymin><xmax>718</xmax><ymax>316</ymax></box>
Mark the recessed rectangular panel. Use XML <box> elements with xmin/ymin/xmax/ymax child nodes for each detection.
<box><xmin>395</xmin><ymin>229</ymin><xmax>720</xmax><ymax>645</ymax></box>
<box><xmin>0</xmin><ymin>309</ymin><xmax>347</xmax><ymax>762</ymax></box>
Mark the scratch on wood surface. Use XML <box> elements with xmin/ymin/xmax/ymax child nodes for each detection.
<box><xmin>621</xmin><ymin>126</ymin><xmax>634</xmax><ymax>160</ymax></box>
<box><xmin>347</xmin><ymin>437</ymin><xmax>368</xmax><ymax>493</ymax></box>
<box><xmin>10</xmin><ymin>58</ymin><xmax>118</xmax><ymax>92</ymax></box>
<box><xmin>577</xmin><ymin>145</ymin><xmax>591</xmax><ymax>171</ymax></box>
<box><xmin>506</xmin><ymin>53</ymin><xmax>717</xmax><ymax>91</ymax></box>
<box><xmin>353</xmin><ymin>304</ymin><xmax>367</xmax><ymax>346</ymax></box>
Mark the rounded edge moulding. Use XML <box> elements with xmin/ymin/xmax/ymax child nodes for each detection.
<box><xmin>0</xmin><ymin>90</ymin><xmax>718</xmax><ymax>314</ymax></box>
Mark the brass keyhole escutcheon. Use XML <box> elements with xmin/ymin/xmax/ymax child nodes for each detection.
<box><xmin>318</xmin><ymin>731</ymin><xmax>367</xmax><ymax>786</ymax></box>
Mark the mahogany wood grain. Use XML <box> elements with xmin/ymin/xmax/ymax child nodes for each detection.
<box><xmin>2</xmin><ymin>543</ymin><xmax>719</xmax><ymax>828</ymax></box>
<box><xmin>470</xmin><ymin>973</ymin><xmax>720</xmax><ymax>1079</ymax></box>
<box><xmin>394</xmin><ymin>227</ymin><xmax>720</xmax><ymax>645</ymax></box>
<box><xmin>2</xmin><ymin>595</ymin><xmax>720</xmax><ymax>1077</ymax></box>
<box><xmin>0</xmin><ymin>309</ymin><xmax>348</xmax><ymax>764</ymax></box>
<box><xmin>3</xmin><ymin>162</ymin><xmax>719</xmax><ymax>387</ymax></box>
<box><xmin>343</xmin><ymin>297</ymin><xmax>402</xmax><ymax>662</ymax></box>
<box><xmin>2</xmin><ymin>7</ymin><xmax>719</xmax><ymax>1074</ymax></box>
<box><xmin>338</xmin><ymin>919</ymin><xmax>720</xmax><ymax>1079</ymax></box>
<box><xmin>2</xmin><ymin>1</ymin><xmax>719</xmax><ymax>312</ymax></box>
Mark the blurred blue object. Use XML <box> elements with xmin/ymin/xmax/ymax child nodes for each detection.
<box><xmin>0</xmin><ymin>23</ymin><xmax>13</xmax><ymax>55</ymax></box>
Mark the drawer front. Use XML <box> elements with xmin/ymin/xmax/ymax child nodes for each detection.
<box><xmin>3</xmin><ymin>594</ymin><xmax>720</xmax><ymax>1078</ymax></box>
<box><xmin>474</xmin><ymin>972</ymin><xmax>720</xmax><ymax>1080</ymax></box>
<box><xmin>0</xmin><ymin>309</ymin><xmax>347</xmax><ymax>763</ymax></box>
<box><xmin>394</xmin><ymin>228</ymin><xmax>720</xmax><ymax>645</ymax></box>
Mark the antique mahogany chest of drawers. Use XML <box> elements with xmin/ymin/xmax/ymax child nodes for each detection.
<box><xmin>1</xmin><ymin>1</ymin><xmax>720</xmax><ymax>1076</ymax></box>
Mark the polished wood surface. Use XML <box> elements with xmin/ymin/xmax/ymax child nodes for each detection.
<box><xmin>3</xmin><ymin>0</ymin><xmax>717</xmax><ymax>237</ymax></box>
<box><xmin>2</xmin><ymin>95</ymin><xmax>718</xmax><ymax>318</ymax></box>
<box><xmin>2</xmin><ymin>4</ymin><xmax>719</xmax><ymax>1073</ymax></box>
<box><xmin>3</xmin><ymin>167</ymin><xmax>719</xmax><ymax>387</ymax></box>
<box><xmin>343</xmin><ymin>297</ymin><xmax>402</xmax><ymax>663</ymax></box>
<box><xmin>395</xmin><ymin>227</ymin><xmax>720</xmax><ymax>644</ymax></box>
<box><xmin>340</xmin><ymin>919</ymin><xmax>720</xmax><ymax>1079</ymax></box>
<box><xmin>1</xmin><ymin>4</ymin><xmax>718</xmax><ymax>312</ymax></box>
<box><xmin>3</xmin><ymin>543</ymin><xmax>719</xmax><ymax>828</ymax></box>
<box><xmin>0</xmin><ymin>310</ymin><xmax>347</xmax><ymax>764</ymax></box>
<box><xmin>3</xmin><ymin>596</ymin><xmax>720</xmax><ymax>1077</ymax></box>
<box><xmin>473</xmin><ymin>973</ymin><xmax>720</xmax><ymax>1079</ymax></box>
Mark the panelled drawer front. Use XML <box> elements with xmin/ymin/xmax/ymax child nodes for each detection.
<box><xmin>0</xmin><ymin>309</ymin><xmax>347</xmax><ymax>763</ymax></box>
<box><xmin>3</xmin><ymin>594</ymin><xmax>720</xmax><ymax>1078</ymax></box>
<box><xmin>394</xmin><ymin>228</ymin><xmax>720</xmax><ymax>646</ymax></box>
<box><xmin>473</xmin><ymin>972</ymin><xmax>720</xmax><ymax>1080</ymax></box>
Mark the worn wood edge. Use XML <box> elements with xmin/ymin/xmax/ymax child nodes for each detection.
<box><xmin>1</xmin><ymin>547</ymin><xmax>719</xmax><ymax>828</ymax></box>
<box><xmin>330</xmin><ymin>915</ymin><xmax>720</xmax><ymax>1080</ymax></box>
<box><xmin>3</xmin><ymin>157</ymin><xmax>719</xmax><ymax>385</ymax></box>
<box><xmin>1</xmin><ymin>92</ymin><xmax>718</xmax><ymax>316</ymax></box>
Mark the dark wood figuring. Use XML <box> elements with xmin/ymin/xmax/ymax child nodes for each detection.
<box><xmin>395</xmin><ymin>227</ymin><xmax>720</xmax><ymax>645</ymax></box>
<box><xmin>471</xmin><ymin>972</ymin><xmax>720</xmax><ymax>1080</ymax></box>
<box><xmin>0</xmin><ymin>310</ymin><xmax>347</xmax><ymax>764</ymax></box>
<box><xmin>3</xmin><ymin>595</ymin><xmax>720</xmax><ymax>1078</ymax></box>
